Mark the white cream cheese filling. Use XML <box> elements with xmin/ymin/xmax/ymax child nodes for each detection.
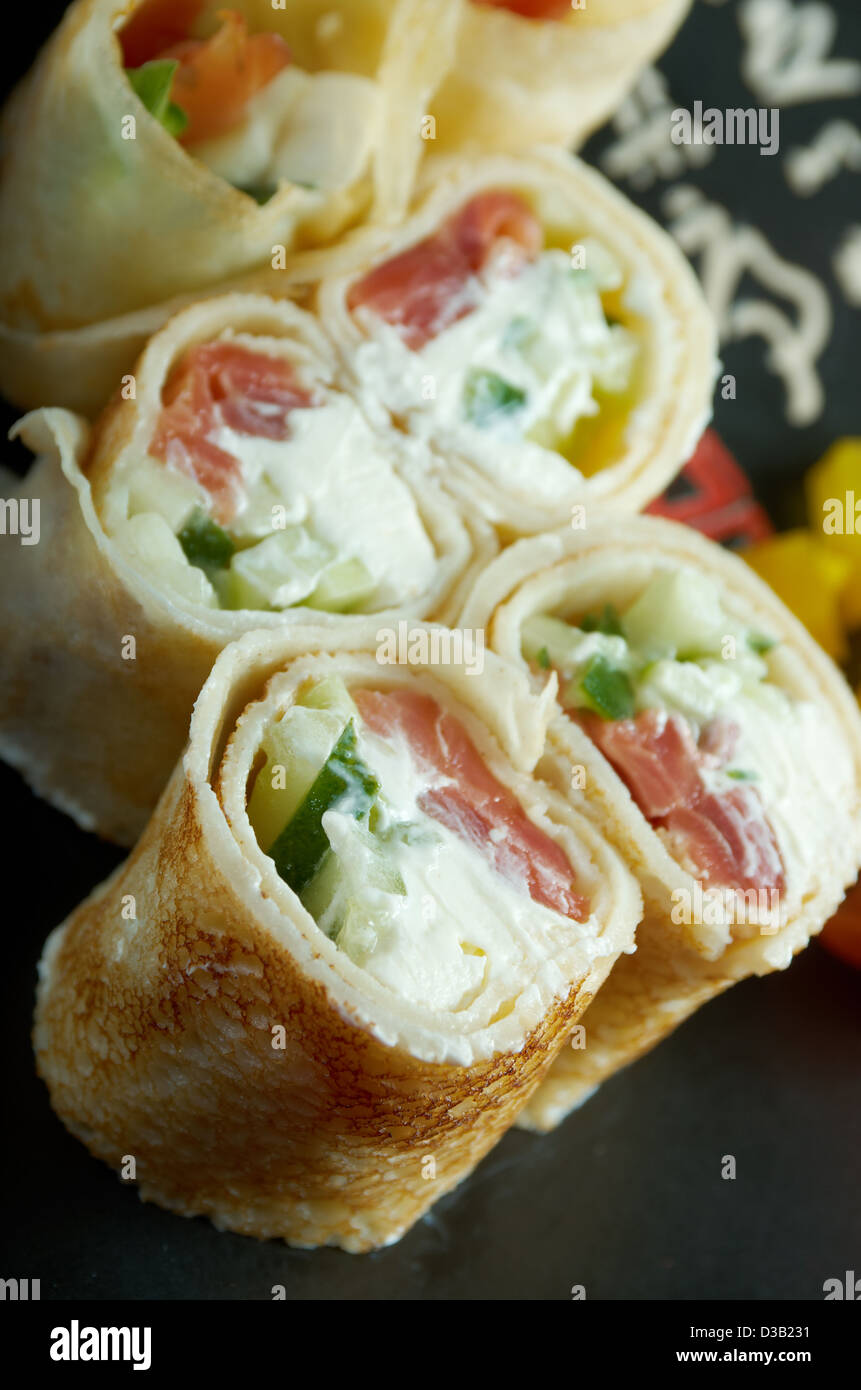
<box><xmin>315</xmin><ymin>720</ymin><xmax>596</xmax><ymax>1016</ymax></box>
<box><xmin>351</xmin><ymin>246</ymin><xmax>638</xmax><ymax>498</ymax></box>
<box><xmin>211</xmin><ymin>396</ymin><xmax>437</xmax><ymax>607</ymax></box>
<box><xmin>190</xmin><ymin>66</ymin><xmax>380</xmax><ymax>193</ymax></box>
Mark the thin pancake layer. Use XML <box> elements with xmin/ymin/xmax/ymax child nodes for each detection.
<box><xmin>0</xmin><ymin>0</ymin><xmax>460</xmax><ymax>411</ymax></box>
<box><xmin>457</xmin><ymin>515</ymin><xmax>861</xmax><ymax>1128</ymax></box>
<box><xmin>318</xmin><ymin>150</ymin><xmax>717</xmax><ymax>535</ymax></box>
<box><xmin>432</xmin><ymin>0</ymin><xmax>692</xmax><ymax>154</ymax></box>
<box><xmin>0</xmin><ymin>294</ymin><xmax>491</xmax><ymax>845</ymax></box>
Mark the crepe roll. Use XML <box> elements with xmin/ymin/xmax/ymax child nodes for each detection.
<box><xmin>0</xmin><ymin>294</ymin><xmax>489</xmax><ymax>846</ymax></box>
<box><xmin>431</xmin><ymin>0</ymin><xmax>692</xmax><ymax>153</ymax></box>
<box><xmin>458</xmin><ymin>515</ymin><xmax>861</xmax><ymax>1128</ymax></box>
<box><xmin>0</xmin><ymin>0</ymin><xmax>460</xmax><ymax>411</ymax></box>
<box><xmin>33</xmin><ymin>625</ymin><xmax>642</xmax><ymax>1250</ymax></box>
<box><xmin>317</xmin><ymin>151</ymin><xmax>717</xmax><ymax>537</ymax></box>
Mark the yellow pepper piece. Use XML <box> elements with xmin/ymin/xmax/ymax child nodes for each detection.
<box><xmin>806</xmin><ymin>437</ymin><xmax>861</xmax><ymax>554</ymax></box>
<box><xmin>805</xmin><ymin>438</ymin><xmax>861</xmax><ymax>631</ymax></box>
<box><xmin>745</xmin><ymin>530</ymin><xmax>852</xmax><ymax>662</ymax></box>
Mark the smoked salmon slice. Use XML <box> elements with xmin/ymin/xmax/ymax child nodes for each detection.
<box><xmin>347</xmin><ymin>191</ymin><xmax>543</xmax><ymax>350</ymax></box>
<box><xmin>579</xmin><ymin>708</ymin><xmax>785</xmax><ymax>894</ymax></box>
<box><xmin>121</xmin><ymin>4</ymin><xmax>291</xmax><ymax>145</ymax></box>
<box><xmin>474</xmin><ymin>1</ymin><xmax>577</xmax><ymax>18</ymax></box>
<box><xmin>355</xmin><ymin>687</ymin><xmax>590</xmax><ymax>921</ymax></box>
<box><xmin>152</xmin><ymin>342</ymin><xmax>315</xmax><ymax>523</ymax></box>
<box><xmin>119</xmin><ymin>0</ymin><xmax>205</xmax><ymax>70</ymax></box>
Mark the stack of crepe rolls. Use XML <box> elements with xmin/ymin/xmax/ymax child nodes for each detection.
<box><xmin>317</xmin><ymin>150</ymin><xmax>717</xmax><ymax>537</ymax></box>
<box><xmin>33</xmin><ymin>624</ymin><xmax>643</xmax><ymax>1251</ymax></box>
<box><xmin>458</xmin><ymin>515</ymin><xmax>861</xmax><ymax>1130</ymax></box>
<box><xmin>0</xmin><ymin>294</ymin><xmax>490</xmax><ymax>847</ymax></box>
<box><xmin>0</xmin><ymin>0</ymin><xmax>461</xmax><ymax>412</ymax></box>
<box><xmin>433</xmin><ymin>0</ymin><xmax>692</xmax><ymax>154</ymax></box>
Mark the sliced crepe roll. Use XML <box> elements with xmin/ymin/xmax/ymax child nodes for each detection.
<box><xmin>318</xmin><ymin>151</ymin><xmax>717</xmax><ymax>536</ymax></box>
<box><xmin>432</xmin><ymin>0</ymin><xmax>692</xmax><ymax>153</ymax></box>
<box><xmin>458</xmin><ymin>515</ymin><xmax>861</xmax><ymax>1128</ymax></box>
<box><xmin>34</xmin><ymin>626</ymin><xmax>642</xmax><ymax>1251</ymax></box>
<box><xmin>0</xmin><ymin>0</ymin><xmax>459</xmax><ymax>411</ymax></box>
<box><xmin>0</xmin><ymin>294</ymin><xmax>489</xmax><ymax>845</ymax></box>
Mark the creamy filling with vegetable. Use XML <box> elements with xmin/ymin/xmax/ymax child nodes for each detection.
<box><xmin>350</xmin><ymin>209</ymin><xmax>638</xmax><ymax>497</ymax></box>
<box><xmin>120</xmin><ymin>2</ymin><xmax>379</xmax><ymax>200</ymax></box>
<box><xmin>247</xmin><ymin>677</ymin><xmax>593</xmax><ymax>1013</ymax></box>
<box><xmin>522</xmin><ymin>567</ymin><xmax>853</xmax><ymax>917</ymax></box>
<box><xmin>101</xmin><ymin>336</ymin><xmax>437</xmax><ymax>613</ymax></box>
<box><xmin>189</xmin><ymin>68</ymin><xmax>380</xmax><ymax>198</ymax></box>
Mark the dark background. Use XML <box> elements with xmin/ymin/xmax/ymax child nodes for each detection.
<box><xmin>1</xmin><ymin>0</ymin><xmax>859</xmax><ymax>1300</ymax></box>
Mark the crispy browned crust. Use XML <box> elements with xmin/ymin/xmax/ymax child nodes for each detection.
<box><xmin>34</xmin><ymin>631</ymin><xmax>642</xmax><ymax>1249</ymax></box>
<box><xmin>35</xmin><ymin>787</ymin><xmax>589</xmax><ymax>1249</ymax></box>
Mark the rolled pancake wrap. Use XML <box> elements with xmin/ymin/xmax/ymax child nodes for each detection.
<box><xmin>317</xmin><ymin>150</ymin><xmax>717</xmax><ymax>536</ymax></box>
<box><xmin>433</xmin><ymin>0</ymin><xmax>692</xmax><ymax>154</ymax></box>
<box><xmin>0</xmin><ymin>0</ymin><xmax>460</xmax><ymax>411</ymax></box>
<box><xmin>458</xmin><ymin>515</ymin><xmax>861</xmax><ymax>1129</ymax></box>
<box><xmin>33</xmin><ymin>625</ymin><xmax>642</xmax><ymax>1251</ymax></box>
<box><xmin>0</xmin><ymin>294</ymin><xmax>491</xmax><ymax>845</ymax></box>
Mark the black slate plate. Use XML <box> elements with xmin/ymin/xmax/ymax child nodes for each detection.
<box><xmin>1</xmin><ymin>0</ymin><xmax>859</xmax><ymax>1301</ymax></box>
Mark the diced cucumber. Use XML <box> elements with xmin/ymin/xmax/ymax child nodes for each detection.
<box><xmin>296</xmin><ymin>675</ymin><xmax>358</xmax><ymax>722</ymax></box>
<box><xmin>298</xmin><ymin>846</ymin><xmax>342</xmax><ymax>928</ymax></box>
<box><xmin>634</xmin><ymin>657</ymin><xmax>743</xmax><ymax>723</ymax></box>
<box><xmin>334</xmin><ymin>905</ymin><xmax>383</xmax><ymax>965</ymax></box>
<box><xmin>247</xmin><ymin>705</ymin><xmax>345</xmax><ymax>852</ymax></box>
<box><xmin>128</xmin><ymin>454</ymin><xmax>205</xmax><ymax>532</ymax></box>
<box><xmin>521</xmin><ymin>613</ymin><xmax>628</xmax><ymax>675</ymax></box>
<box><xmin>306</xmin><ymin>556</ymin><xmax>377</xmax><ymax>613</ymax></box>
<box><xmin>621</xmin><ymin>569</ymin><xmax>729</xmax><ymax>660</ymax></box>
<box><xmin>301</xmin><ymin>814</ymin><xmax>408</xmax><ymax>960</ymax></box>
<box><xmin>502</xmin><ymin>316</ymin><xmax>535</xmax><ymax>353</ymax></box>
<box><xmin>522</xmin><ymin>614</ymin><xmax>583</xmax><ymax>669</ymax></box>
<box><xmin>267</xmin><ymin>720</ymin><xmax>379</xmax><ymax>894</ymax></box>
<box><xmin>578</xmin><ymin>239</ymin><xmax>624</xmax><ymax>292</ymax></box>
<box><xmin>463</xmin><ymin>369</ymin><xmax>527</xmax><ymax>428</ymax></box>
<box><xmin>226</xmin><ymin>526</ymin><xmax>335</xmax><ymax>611</ymax></box>
<box><xmin>114</xmin><ymin>512</ymin><xmax>217</xmax><ymax>608</ymax></box>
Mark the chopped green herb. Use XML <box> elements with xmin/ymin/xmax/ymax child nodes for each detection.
<box><xmin>463</xmin><ymin>369</ymin><xmax>526</xmax><ymax>428</ymax></box>
<box><xmin>579</xmin><ymin>654</ymin><xmax>635</xmax><ymax>720</ymax></box>
<box><xmin>748</xmin><ymin>633</ymin><xmax>777</xmax><ymax>655</ymax></box>
<box><xmin>536</xmin><ymin>646</ymin><xmax>551</xmax><ymax>670</ymax></box>
<box><xmin>726</xmin><ymin>769</ymin><xmax>758</xmax><ymax>781</ymax></box>
<box><xmin>235</xmin><ymin>182</ymin><xmax>279</xmax><ymax>205</ymax></box>
<box><xmin>178</xmin><ymin>509</ymin><xmax>235</xmax><ymax>576</ymax></box>
<box><xmin>126</xmin><ymin>61</ymin><xmax>188</xmax><ymax>138</ymax></box>
<box><xmin>579</xmin><ymin>603</ymin><xmax>625</xmax><ymax>638</ymax></box>
<box><xmin>267</xmin><ymin>720</ymin><xmax>379</xmax><ymax>894</ymax></box>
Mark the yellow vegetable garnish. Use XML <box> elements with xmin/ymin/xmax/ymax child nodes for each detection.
<box><xmin>805</xmin><ymin>437</ymin><xmax>861</xmax><ymax>628</ymax></box>
<box><xmin>806</xmin><ymin>437</ymin><xmax>861</xmax><ymax>550</ymax></box>
<box><xmin>745</xmin><ymin>530</ymin><xmax>852</xmax><ymax>662</ymax></box>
